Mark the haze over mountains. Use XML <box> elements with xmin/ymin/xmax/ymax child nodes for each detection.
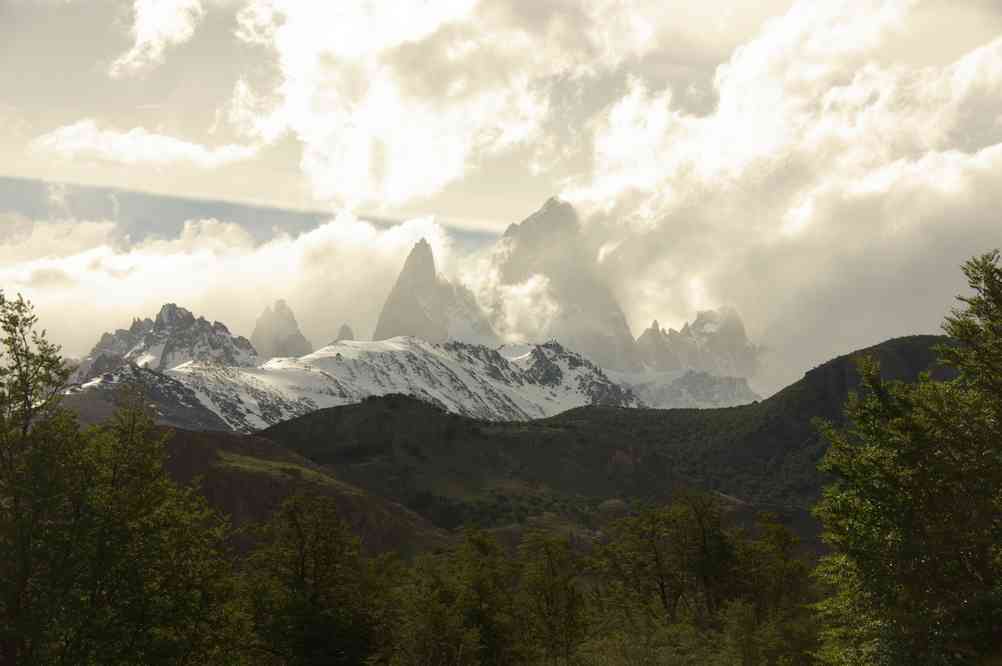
<box><xmin>66</xmin><ymin>198</ymin><xmax>772</xmax><ymax>430</ymax></box>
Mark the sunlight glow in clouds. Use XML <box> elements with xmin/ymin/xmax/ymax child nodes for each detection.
<box><xmin>110</xmin><ymin>0</ymin><xmax>206</xmax><ymax>77</ymax></box>
<box><xmin>31</xmin><ymin>120</ymin><xmax>259</xmax><ymax>169</ymax></box>
<box><xmin>0</xmin><ymin>216</ymin><xmax>452</xmax><ymax>358</ymax></box>
<box><xmin>7</xmin><ymin>0</ymin><xmax>1002</xmax><ymax>393</ymax></box>
<box><xmin>231</xmin><ymin>0</ymin><xmax>550</xmax><ymax>209</ymax></box>
<box><xmin>221</xmin><ymin>0</ymin><xmax>793</xmax><ymax>210</ymax></box>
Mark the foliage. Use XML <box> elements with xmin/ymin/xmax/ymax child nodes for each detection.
<box><xmin>244</xmin><ymin>493</ymin><xmax>380</xmax><ymax>665</ymax></box>
<box><xmin>0</xmin><ymin>292</ymin><xmax>245</xmax><ymax>664</ymax></box>
<box><xmin>584</xmin><ymin>501</ymin><xmax>817</xmax><ymax>666</ymax></box>
<box><xmin>7</xmin><ymin>250</ymin><xmax>1002</xmax><ymax>664</ymax></box>
<box><xmin>516</xmin><ymin>531</ymin><xmax>589</xmax><ymax>666</ymax></box>
<box><xmin>814</xmin><ymin>251</ymin><xmax>1002</xmax><ymax>664</ymax></box>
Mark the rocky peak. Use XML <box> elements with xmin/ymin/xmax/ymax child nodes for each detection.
<box><xmin>251</xmin><ymin>299</ymin><xmax>313</xmax><ymax>359</ymax></box>
<box><xmin>635</xmin><ymin>320</ymin><xmax>681</xmax><ymax>371</ymax></box>
<box><xmin>155</xmin><ymin>303</ymin><xmax>195</xmax><ymax>330</ymax></box>
<box><xmin>373</xmin><ymin>239</ymin><xmax>497</xmax><ymax>344</ymax></box>
<box><xmin>129</xmin><ymin>317</ymin><xmax>153</xmax><ymax>334</ymax></box>
<box><xmin>503</xmin><ymin>196</ymin><xmax>579</xmax><ymax>242</ymax></box>
<box><xmin>335</xmin><ymin>323</ymin><xmax>355</xmax><ymax>342</ymax></box>
<box><xmin>636</xmin><ymin>307</ymin><xmax>760</xmax><ymax>379</ymax></box>
<box><xmin>491</xmin><ymin>197</ymin><xmax>644</xmax><ymax>371</ymax></box>
<box><xmin>73</xmin><ymin>303</ymin><xmax>258</xmax><ymax>383</ymax></box>
<box><xmin>399</xmin><ymin>238</ymin><xmax>438</xmax><ymax>289</ymax></box>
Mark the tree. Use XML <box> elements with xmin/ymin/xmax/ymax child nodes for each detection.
<box><xmin>450</xmin><ymin>529</ymin><xmax>522</xmax><ymax>666</ymax></box>
<box><xmin>584</xmin><ymin>496</ymin><xmax>739</xmax><ymax>665</ymax></box>
<box><xmin>0</xmin><ymin>292</ymin><xmax>80</xmax><ymax>661</ymax></box>
<box><xmin>591</xmin><ymin>496</ymin><xmax>733</xmax><ymax>629</ymax></box>
<box><xmin>0</xmin><ymin>292</ymin><xmax>246</xmax><ymax>664</ymax></box>
<box><xmin>381</xmin><ymin>554</ymin><xmax>481</xmax><ymax>666</ymax></box>
<box><xmin>814</xmin><ymin>251</ymin><xmax>1002</xmax><ymax>664</ymax></box>
<box><xmin>245</xmin><ymin>493</ymin><xmax>379</xmax><ymax>665</ymax></box>
<box><xmin>726</xmin><ymin>514</ymin><xmax>817</xmax><ymax>666</ymax></box>
<box><xmin>379</xmin><ymin>529</ymin><xmax>522</xmax><ymax>666</ymax></box>
<box><xmin>517</xmin><ymin>531</ymin><xmax>588</xmax><ymax>666</ymax></box>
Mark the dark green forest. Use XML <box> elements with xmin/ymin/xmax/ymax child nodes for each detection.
<box><xmin>2</xmin><ymin>252</ymin><xmax>1001</xmax><ymax>664</ymax></box>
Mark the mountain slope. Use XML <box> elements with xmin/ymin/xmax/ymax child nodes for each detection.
<box><xmin>162</xmin><ymin>427</ymin><xmax>447</xmax><ymax>555</ymax></box>
<box><xmin>258</xmin><ymin>335</ymin><xmax>952</xmax><ymax>533</ymax></box>
<box><xmin>64</xmin><ymin>363</ymin><xmax>232</xmax><ymax>431</ymax></box>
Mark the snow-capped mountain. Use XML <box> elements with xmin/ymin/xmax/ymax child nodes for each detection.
<box><xmin>373</xmin><ymin>238</ymin><xmax>497</xmax><ymax>345</ymax></box>
<box><xmin>636</xmin><ymin>308</ymin><xmax>761</xmax><ymax>379</ymax></box>
<box><xmin>250</xmin><ymin>299</ymin><xmax>313</xmax><ymax>359</ymax></box>
<box><xmin>72</xmin><ymin>336</ymin><xmax>640</xmax><ymax>432</ymax></box>
<box><xmin>65</xmin><ymin>363</ymin><xmax>232</xmax><ymax>431</ymax></box>
<box><xmin>72</xmin><ymin>303</ymin><xmax>257</xmax><ymax>383</ymax></box>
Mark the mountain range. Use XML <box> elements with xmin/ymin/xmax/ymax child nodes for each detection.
<box><xmin>65</xmin><ymin>298</ymin><xmax>759</xmax><ymax>431</ymax></box>
<box><xmin>66</xmin><ymin>198</ymin><xmax>772</xmax><ymax>430</ymax></box>
<box><xmin>50</xmin><ymin>195</ymin><xmax>961</xmax><ymax>556</ymax></box>
<box><xmin>67</xmin><ymin>316</ymin><xmax>642</xmax><ymax>431</ymax></box>
<box><xmin>370</xmin><ymin>198</ymin><xmax>763</xmax><ymax>395</ymax></box>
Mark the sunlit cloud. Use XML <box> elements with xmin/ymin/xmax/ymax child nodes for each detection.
<box><xmin>563</xmin><ymin>0</ymin><xmax>1002</xmax><ymax>390</ymax></box>
<box><xmin>30</xmin><ymin>119</ymin><xmax>259</xmax><ymax>169</ymax></box>
<box><xmin>0</xmin><ymin>215</ymin><xmax>452</xmax><ymax>358</ymax></box>
<box><xmin>4</xmin><ymin>0</ymin><xmax>1002</xmax><ymax>394</ymax></box>
<box><xmin>109</xmin><ymin>0</ymin><xmax>206</xmax><ymax>78</ymax></box>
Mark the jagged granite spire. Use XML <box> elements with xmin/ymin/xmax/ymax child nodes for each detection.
<box><xmin>493</xmin><ymin>197</ymin><xmax>643</xmax><ymax>371</ymax></box>
<box><xmin>373</xmin><ymin>239</ymin><xmax>496</xmax><ymax>344</ymax></box>
<box><xmin>251</xmin><ymin>299</ymin><xmax>313</xmax><ymax>359</ymax></box>
<box><xmin>335</xmin><ymin>323</ymin><xmax>355</xmax><ymax>342</ymax></box>
<box><xmin>635</xmin><ymin>307</ymin><xmax>761</xmax><ymax>378</ymax></box>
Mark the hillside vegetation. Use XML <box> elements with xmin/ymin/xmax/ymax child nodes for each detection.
<box><xmin>260</xmin><ymin>335</ymin><xmax>950</xmax><ymax>534</ymax></box>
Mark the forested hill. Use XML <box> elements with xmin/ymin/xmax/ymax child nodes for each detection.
<box><xmin>258</xmin><ymin>335</ymin><xmax>951</xmax><ymax>531</ymax></box>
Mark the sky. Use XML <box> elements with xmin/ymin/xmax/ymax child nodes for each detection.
<box><xmin>2</xmin><ymin>0</ymin><xmax>1002</xmax><ymax>393</ymax></box>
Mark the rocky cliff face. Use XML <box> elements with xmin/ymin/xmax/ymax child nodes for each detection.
<box><xmin>373</xmin><ymin>239</ymin><xmax>497</xmax><ymax>345</ymax></box>
<box><xmin>250</xmin><ymin>299</ymin><xmax>313</xmax><ymax>359</ymax></box>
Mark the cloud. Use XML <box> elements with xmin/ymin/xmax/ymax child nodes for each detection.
<box><xmin>228</xmin><ymin>0</ymin><xmax>790</xmax><ymax>210</ymax></box>
<box><xmin>25</xmin><ymin>268</ymin><xmax>76</xmax><ymax>289</ymax></box>
<box><xmin>0</xmin><ymin>216</ymin><xmax>120</xmax><ymax>263</ymax></box>
<box><xmin>558</xmin><ymin>0</ymin><xmax>1002</xmax><ymax>392</ymax></box>
<box><xmin>0</xmin><ymin>215</ymin><xmax>452</xmax><ymax>359</ymax></box>
<box><xmin>9</xmin><ymin>0</ymin><xmax>1002</xmax><ymax>397</ymax></box>
<box><xmin>232</xmin><ymin>0</ymin><xmax>550</xmax><ymax>209</ymax></box>
<box><xmin>30</xmin><ymin>119</ymin><xmax>259</xmax><ymax>169</ymax></box>
<box><xmin>110</xmin><ymin>0</ymin><xmax>205</xmax><ymax>77</ymax></box>
<box><xmin>459</xmin><ymin>248</ymin><xmax>561</xmax><ymax>343</ymax></box>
